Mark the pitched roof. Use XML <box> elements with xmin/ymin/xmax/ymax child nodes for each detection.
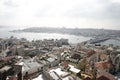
<box><xmin>100</xmin><ymin>54</ymin><xmax>108</xmax><ymax>60</ymax></box>
<box><xmin>97</xmin><ymin>76</ymin><xmax>110</xmax><ymax>80</ymax></box>
<box><xmin>84</xmin><ymin>77</ymin><xmax>93</xmax><ymax>80</ymax></box>
<box><xmin>95</xmin><ymin>61</ymin><xmax>113</xmax><ymax>70</ymax></box>
<box><xmin>97</xmin><ymin>71</ymin><xmax>115</xmax><ymax>80</ymax></box>
<box><xmin>2</xmin><ymin>56</ymin><xmax>15</xmax><ymax>61</ymax></box>
<box><xmin>87</xmin><ymin>49</ymin><xmax>96</xmax><ymax>57</ymax></box>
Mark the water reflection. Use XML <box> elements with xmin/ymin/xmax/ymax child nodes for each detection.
<box><xmin>0</xmin><ymin>27</ymin><xmax>91</xmax><ymax>43</ymax></box>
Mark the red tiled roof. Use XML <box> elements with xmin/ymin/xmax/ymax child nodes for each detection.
<box><xmin>84</xmin><ymin>77</ymin><xmax>93</xmax><ymax>80</ymax></box>
<box><xmin>97</xmin><ymin>71</ymin><xmax>115</xmax><ymax>80</ymax></box>
<box><xmin>87</xmin><ymin>49</ymin><xmax>96</xmax><ymax>57</ymax></box>
<box><xmin>2</xmin><ymin>56</ymin><xmax>15</xmax><ymax>61</ymax></box>
<box><xmin>8</xmin><ymin>77</ymin><xmax>18</xmax><ymax>80</ymax></box>
<box><xmin>95</xmin><ymin>61</ymin><xmax>113</xmax><ymax>70</ymax></box>
<box><xmin>97</xmin><ymin>76</ymin><xmax>110</xmax><ymax>80</ymax></box>
<box><xmin>100</xmin><ymin>54</ymin><xmax>108</xmax><ymax>60</ymax></box>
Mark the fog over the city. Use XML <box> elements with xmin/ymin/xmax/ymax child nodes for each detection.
<box><xmin>0</xmin><ymin>0</ymin><xmax>120</xmax><ymax>29</ymax></box>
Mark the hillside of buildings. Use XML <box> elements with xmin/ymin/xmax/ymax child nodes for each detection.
<box><xmin>0</xmin><ymin>36</ymin><xmax>120</xmax><ymax>80</ymax></box>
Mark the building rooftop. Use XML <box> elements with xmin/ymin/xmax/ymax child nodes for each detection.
<box><xmin>47</xmin><ymin>57</ymin><xmax>55</xmax><ymax>62</ymax></box>
<box><xmin>69</xmin><ymin>65</ymin><xmax>80</xmax><ymax>73</ymax></box>
<box><xmin>0</xmin><ymin>66</ymin><xmax>11</xmax><ymax>72</ymax></box>
<box><xmin>33</xmin><ymin>74</ymin><xmax>44</xmax><ymax>80</ymax></box>
<box><xmin>49</xmin><ymin>71</ymin><xmax>61</xmax><ymax>80</ymax></box>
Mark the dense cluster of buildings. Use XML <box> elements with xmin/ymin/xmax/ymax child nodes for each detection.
<box><xmin>0</xmin><ymin>36</ymin><xmax>120</xmax><ymax>80</ymax></box>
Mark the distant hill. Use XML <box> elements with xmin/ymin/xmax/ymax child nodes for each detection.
<box><xmin>12</xmin><ymin>27</ymin><xmax>120</xmax><ymax>38</ymax></box>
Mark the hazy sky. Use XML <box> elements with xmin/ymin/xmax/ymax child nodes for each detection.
<box><xmin>0</xmin><ymin>0</ymin><xmax>120</xmax><ymax>29</ymax></box>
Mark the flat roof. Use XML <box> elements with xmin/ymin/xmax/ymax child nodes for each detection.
<box><xmin>47</xmin><ymin>57</ymin><xmax>55</xmax><ymax>62</ymax></box>
<box><xmin>49</xmin><ymin>71</ymin><xmax>60</xmax><ymax>80</ymax></box>
<box><xmin>0</xmin><ymin>66</ymin><xmax>11</xmax><ymax>72</ymax></box>
<box><xmin>69</xmin><ymin>65</ymin><xmax>80</xmax><ymax>73</ymax></box>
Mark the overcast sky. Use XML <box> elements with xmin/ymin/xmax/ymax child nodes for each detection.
<box><xmin>0</xmin><ymin>0</ymin><xmax>120</xmax><ymax>29</ymax></box>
